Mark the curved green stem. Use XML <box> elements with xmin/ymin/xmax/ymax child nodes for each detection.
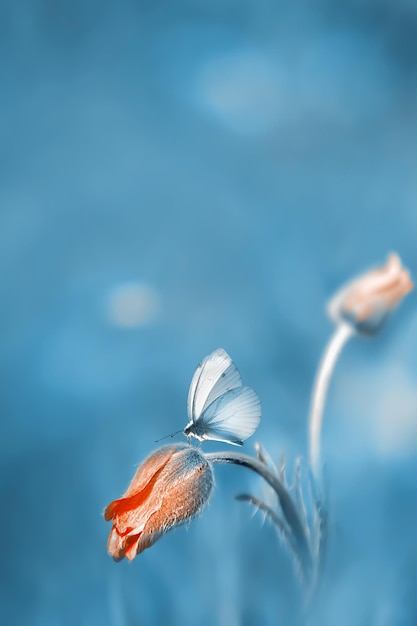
<box><xmin>205</xmin><ymin>451</ymin><xmax>312</xmax><ymax>578</ymax></box>
<box><xmin>236</xmin><ymin>494</ymin><xmax>296</xmax><ymax>549</ymax></box>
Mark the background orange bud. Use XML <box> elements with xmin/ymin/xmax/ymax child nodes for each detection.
<box><xmin>327</xmin><ymin>253</ymin><xmax>413</xmax><ymax>335</ymax></box>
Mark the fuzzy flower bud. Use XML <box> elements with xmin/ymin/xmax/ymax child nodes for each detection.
<box><xmin>104</xmin><ymin>444</ymin><xmax>214</xmax><ymax>561</ymax></box>
<box><xmin>327</xmin><ymin>253</ymin><xmax>413</xmax><ymax>335</ymax></box>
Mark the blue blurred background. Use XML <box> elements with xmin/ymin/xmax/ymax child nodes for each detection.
<box><xmin>2</xmin><ymin>0</ymin><xmax>417</xmax><ymax>624</ymax></box>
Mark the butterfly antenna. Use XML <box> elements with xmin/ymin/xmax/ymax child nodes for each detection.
<box><xmin>155</xmin><ymin>429</ymin><xmax>183</xmax><ymax>443</ymax></box>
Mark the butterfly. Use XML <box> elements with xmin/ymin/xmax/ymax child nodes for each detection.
<box><xmin>183</xmin><ymin>348</ymin><xmax>261</xmax><ymax>446</ymax></box>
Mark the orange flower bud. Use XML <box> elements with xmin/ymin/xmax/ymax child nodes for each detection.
<box><xmin>327</xmin><ymin>253</ymin><xmax>413</xmax><ymax>335</ymax></box>
<box><xmin>104</xmin><ymin>444</ymin><xmax>214</xmax><ymax>561</ymax></box>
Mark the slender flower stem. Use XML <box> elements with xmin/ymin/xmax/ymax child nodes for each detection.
<box><xmin>308</xmin><ymin>322</ymin><xmax>354</xmax><ymax>482</ymax></box>
<box><xmin>236</xmin><ymin>494</ymin><xmax>296</xmax><ymax>549</ymax></box>
<box><xmin>205</xmin><ymin>451</ymin><xmax>312</xmax><ymax>579</ymax></box>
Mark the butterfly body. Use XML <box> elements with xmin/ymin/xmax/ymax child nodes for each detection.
<box><xmin>183</xmin><ymin>420</ymin><xmax>222</xmax><ymax>443</ymax></box>
<box><xmin>184</xmin><ymin>348</ymin><xmax>261</xmax><ymax>446</ymax></box>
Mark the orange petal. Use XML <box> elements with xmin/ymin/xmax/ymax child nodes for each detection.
<box><xmin>104</xmin><ymin>459</ymin><xmax>170</xmax><ymax>521</ymax></box>
<box><xmin>123</xmin><ymin>533</ymin><xmax>142</xmax><ymax>561</ymax></box>
<box><xmin>123</xmin><ymin>445</ymin><xmax>185</xmax><ymax>497</ymax></box>
<box><xmin>107</xmin><ymin>527</ymin><xmax>123</xmax><ymax>560</ymax></box>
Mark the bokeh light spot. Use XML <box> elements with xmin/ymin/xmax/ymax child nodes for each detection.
<box><xmin>107</xmin><ymin>282</ymin><xmax>160</xmax><ymax>328</ymax></box>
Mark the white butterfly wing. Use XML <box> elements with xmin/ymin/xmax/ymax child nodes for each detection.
<box><xmin>187</xmin><ymin>348</ymin><xmax>242</xmax><ymax>423</ymax></box>
<box><xmin>198</xmin><ymin>386</ymin><xmax>261</xmax><ymax>445</ymax></box>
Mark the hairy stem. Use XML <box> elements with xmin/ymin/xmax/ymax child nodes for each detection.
<box><xmin>206</xmin><ymin>451</ymin><xmax>312</xmax><ymax>578</ymax></box>
<box><xmin>308</xmin><ymin>322</ymin><xmax>354</xmax><ymax>482</ymax></box>
<box><xmin>236</xmin><ymin>494</ymin><xmax>296</xmax><ymax>549</ymax></box>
